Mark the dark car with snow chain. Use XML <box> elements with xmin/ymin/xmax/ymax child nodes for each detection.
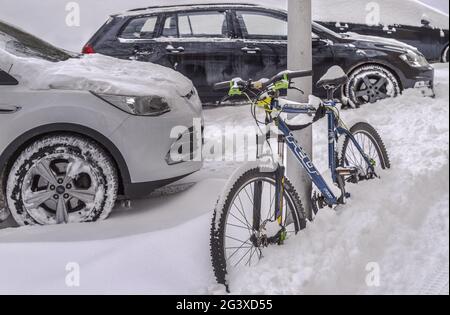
<box><xmin>84</xmin><ymin>3</ymin><xmax>435</xmax><ymax>107</ymax></box>
<box><xmin>0</xmin><ymin>20</ymin><xmax>203</xmax><ymax>226</ymax></box>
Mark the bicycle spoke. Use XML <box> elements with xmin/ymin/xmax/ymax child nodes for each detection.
<box><xmin>226</xmin><ymin>246</ymin><xmax>253</xmax><ymax>250</ymax></box>
<box><xmin>227</xmin><ymin>241</ymin><xmax>253</xmax><ymax>263</ymax></box>
<box><xmin>227</xmin><ymin>222</ymin><xmax>252</xmax><ymax>231</ymax></box>
<box><xmin>243</xmin><ymin>186</ymin><xmax>254</xmax><ymax>207</ymax></box>
<box><xmin>348</xmin><ymin>143</ymin><xmax>362</xmax><ymax>168</ymax></box>
<box><xmin>234</xmin><ymin>246</ymin><xmax>254</xmax><ymax>268</ymax></box>
<box><xmin>247</xmin><ymin>247</ymin><xmax>258</xmax><ymax>266</ymax></box>
<box><xmin>228</xmin><ymin>210</ymin><xmax>252</xmax><ymax>232</ymax></box>
<box><xmin>234</xmin><ymin>195</ymin><xmax>252</xmax><ymax>229</ymax></box>
<box><xmin>226</xmin><ymin>235</ymin><xmax>251</xmax><ymax>245</ymax></box>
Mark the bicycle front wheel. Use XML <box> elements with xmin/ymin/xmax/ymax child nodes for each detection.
<box><xmin>210</xmin><ymin>168</ymin><xmax>306</xmax><ymax>290</ymax></box>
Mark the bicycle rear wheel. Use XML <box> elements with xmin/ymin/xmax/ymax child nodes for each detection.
<box><xmin>210</xmin><ymin>168</ymin><xmax>306</xmax><ymax>290</ymax></box>
<box><xmin>340</xmin><ymin>122</ymin><xmax>391</xmax><ymax>176</ymax></box>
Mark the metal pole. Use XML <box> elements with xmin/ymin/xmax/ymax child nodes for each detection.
<box><xmin>287</xmin><ymin>0</ymin><xmax>313</xmax><ymax>218</ymax></box>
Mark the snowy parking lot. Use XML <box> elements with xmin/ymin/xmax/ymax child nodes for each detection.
<box><xmin>0</xmin><ymin>64</ymin><xmax>448</xmax><ymax>295</ymax></box>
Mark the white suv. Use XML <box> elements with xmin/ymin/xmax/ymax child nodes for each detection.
<box><xmin>0</xmin><ymin>20</ymin><xmax>203</xmax><ymax>226</ymax></box>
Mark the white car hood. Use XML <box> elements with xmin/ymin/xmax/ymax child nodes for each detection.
<box><xmin>0</xmin><ymin>51</ymin><xmax>194</xmax><ymax>97</ymax></box>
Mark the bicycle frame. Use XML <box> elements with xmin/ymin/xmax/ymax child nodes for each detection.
<box><xmin>274</xmin><ymin>99</ymin><xmax>374</xmax><ymax>207</ymax></box>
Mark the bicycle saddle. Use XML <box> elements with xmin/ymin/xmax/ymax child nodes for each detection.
<box><xmin>317</xmin><ymin>65</ymin><xmax>348</xmax><ymax>89</ymax></box>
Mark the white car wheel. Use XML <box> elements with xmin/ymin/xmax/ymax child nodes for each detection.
<box><xmin>6</xmin><ymin>135</ymin><xmax>118</xmax><ymax>226</ymax></box>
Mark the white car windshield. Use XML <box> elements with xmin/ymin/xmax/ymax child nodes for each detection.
<box><xmin>0</xmin><ymin>20</ymin><xmax>74</xmax><ymax>62</ymax></box>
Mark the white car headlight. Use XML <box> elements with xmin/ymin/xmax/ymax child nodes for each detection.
<box><xmin>400</xmin><ymin>50</ymin><xmax>429</xmax><ymax>68</ymax></box>
<box><xmin>92</xmin><ymin>93</ymin><xmax>171</xmax><ymax>116</ymax></box>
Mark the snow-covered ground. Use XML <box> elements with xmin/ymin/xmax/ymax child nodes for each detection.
<box><xmin>0</xmin><ymin>64</ymin><xmax>448</xmax><ymax>295</ymax></box>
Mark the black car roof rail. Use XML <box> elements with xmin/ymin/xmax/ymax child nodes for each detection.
<box><xmin>127</xmin><ymin>3</ymin><xmax>259</xmax><ymax>13</ymax></box>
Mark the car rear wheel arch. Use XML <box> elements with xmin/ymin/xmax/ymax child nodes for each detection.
<box><xmin>0</xmin><ymin>124</ymin><xmax>130</xmax><ymax>200</ymax></box>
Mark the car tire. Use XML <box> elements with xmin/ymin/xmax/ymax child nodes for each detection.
<box><xmin>0</xmin><ymin>207</ymin><xmax>10</xmax><ymax>222</ymax></box>
<box><xmin>344</xmin><ymin>64</ymin><xmax>401</xmax><ymax>108</ymax></box>
<box><xmin>6</xmin><ymin>135</ymin><xmax>118</xmax><ymax>226</ymax></box>
<box><xmin>442</xmin><ymin>45</ymin><xmax>449</xmax><ymax>63</ymax></box>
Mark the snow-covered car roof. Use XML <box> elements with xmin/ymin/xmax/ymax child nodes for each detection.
<box><xmin>0</xmin><ymin>19</ymin><xmax>193</xmax><ymax>97</ymax></box>
<box><xmin>117</xmin><ymin>0</ymin><xmax>449</xmax><ymax>30</ymax></box>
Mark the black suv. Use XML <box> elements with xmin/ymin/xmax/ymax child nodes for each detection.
<box><xmin>84</xmin><ymin>3</ymin><xmax>435</xmax><ymax>106</ymax></box>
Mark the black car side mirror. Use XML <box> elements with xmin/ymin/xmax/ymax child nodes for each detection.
<box><xmin>313</xmin><ymin>38</ymin><xmax>332</xmax><ymax>47</ymax></box>
<box><xmin>421</xmin><ymin>18</ymin><xmax>431</xmax><ymax>27</ymax></box>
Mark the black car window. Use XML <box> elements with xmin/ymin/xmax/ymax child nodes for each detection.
<box><xmin>120</xmin><ymin>15</ymin><xmax>158</xmax><ymax>39</ymax></box>
<box><xmin>0</xmin><ymin>20</ymin><xmax>72</xmax><ymax>62</ymax></box>
<box><xmin>236</xmin><ymin>11</ymin><xmax>287</xmax><ymax>40</ymax></box>
<box><xmin>0</xmin><ymin>68</ymin><xmax>18</xmax><ymax>85</ymax></box>
<box><xmin>161</xmin><ymin>14</ymin><xmax>178</xmax><ymax>38</ymax></box>
<box><xmin>178</xmin><ymin>11</ymin><xmax>229</xmax><ymax>38</ymax></box>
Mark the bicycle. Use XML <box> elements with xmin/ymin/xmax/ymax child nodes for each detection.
<box><xmin>209</xmin><ymin>66</ymin><xmax>391</xmax><ymax>292</ymax></box>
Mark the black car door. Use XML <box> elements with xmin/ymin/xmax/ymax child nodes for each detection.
<box><xmin>114</xmin><ymin>13</ymin><xmax>172</xmax><ymax>67</ymax></box>
<box><xmin>232</xmin><ymin>9</ymin><xmax>288</xmax><ymax>81</ymax></box>
<box><xmin>157</xmin><ymin>10</ymin><xmax>239</xmax><ymax>102</ymax></box>
<box><xmin>232</xmin><ymin>10</ymin><xmax>336</xmax><ymax>96</ymax></box>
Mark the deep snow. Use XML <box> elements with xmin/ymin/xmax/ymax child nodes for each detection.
<box><xmin>0</xmin><ymin>64</ymin><xmax>448</xmax><ymax>295</ymax></box>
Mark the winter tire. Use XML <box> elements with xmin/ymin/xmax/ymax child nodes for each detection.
<box><xmin>6</xmin><ymin>135</ymin><xmax>118</xmax><ymax>226</ymax></box>
<box><xmin>340</xmin><ymin>122</ymin><xmax>391</xmax><ymax>175</ymax></box>
<box><xmin>345</xmin><ymin>65</ymin><xmax>401</xmax><ymax>107</ymax></box>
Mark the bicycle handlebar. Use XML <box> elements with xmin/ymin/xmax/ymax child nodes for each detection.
<box><xmin>262</xmin><ymin>70</ymin><xmax>313</xmax><ymax>89</ymax></box>
<box><xmin>213</xmin><ymin>81</ymin><xmax>233</xmax><ymax>91</ymax></box>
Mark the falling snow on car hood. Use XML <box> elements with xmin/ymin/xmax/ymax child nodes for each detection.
<box><xmin>0</xmin><ymin>49</ymin><xmax>194</xmax><ymax>97</ymax></box>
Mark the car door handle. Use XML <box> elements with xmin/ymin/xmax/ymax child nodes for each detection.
<box><xmin>0</xmin><ymin>105</ymin><xmax>21</xmax><ymax>114</ymax></box>
<box><xmin>242</xmin><ymin>46</ymin><xmax>261</xmax><ymax>54</ymax></box>
<box><xmin>134</xmin><ymin>50</ymin><xmax>153</xmax><ymax>56</ymax></box>
<box><xmin>166</xmin><ymin>45</ymin><xmax>185</xmax><ymax>53</ymax></box>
